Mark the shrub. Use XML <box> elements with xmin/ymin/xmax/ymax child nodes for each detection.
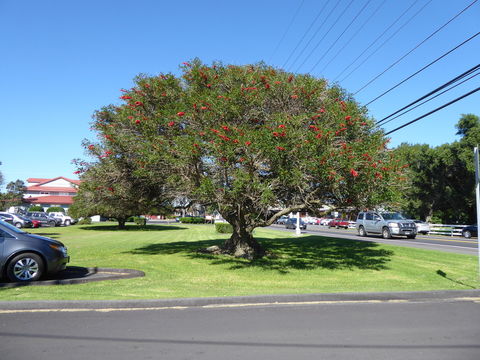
<box><xmin>77</xmin><ymin>217</ymin><xmax>92</xmax><ymax>225</ymax></box>
<box><xmin>180</xmin><ymin>216</ymin><xmax>205</xmax><ymax>224</ymax></box>
<box><xmin>215</xmin><ymin>223</ymin><xmax>233</xmax><ymax>233</ymax></box>
<box><xmin>133</xmin><ymin>216</ymin><xmax>147</xmax><ymax>226</ymax></box>
<box><xmin>46</xmin><ymin>207</ymin><xmax>65</xmax><ymax>213</ymax></box>
<box><xmin>28</xmin><ymin>205</ymin><xmax>44</xmax><ymax>212</ymax></box>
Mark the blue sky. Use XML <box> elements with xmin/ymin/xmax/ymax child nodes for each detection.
<box><xmin>1</xmin><ymin>0</ymin><xmax>479</xmax><ymax>187</ymax></box>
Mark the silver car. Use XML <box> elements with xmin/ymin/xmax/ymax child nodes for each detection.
<box><xmin>0</xmin><ymin>212</ymin><xmax>33</xmax><ymax>229</ymax></box>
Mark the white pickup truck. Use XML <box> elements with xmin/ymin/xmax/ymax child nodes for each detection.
<box><xmin>48</xmin><ymin>212</ymin><xmax>76</xmax><ymax>226</ymax></box>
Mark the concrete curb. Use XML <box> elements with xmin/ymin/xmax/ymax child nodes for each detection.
<box><xmin>1</xmin><ymin>289</ymin><xmax>479</xmax><ymax>311</ymax></box>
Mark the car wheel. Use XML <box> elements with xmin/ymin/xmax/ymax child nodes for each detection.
<box><xmin>463</xmin><ymin>230</ymin><xmax>472</xmax><ymax>238</ymax></box>
<box><xmin>6</xmin><ymin>253</ymin><xmax>44</xmax><ymax>282</ymax></box>
<box><xmin>407</xmin><ymin>235</ymin><xmax>416</xmax><ymax>239</ymax></box>
<box><xmin>382</xmin><ymin>227</ymin><xmax>392</xmax><ymax>239</ymax></box>
<box><xmin>48</xmin><ymin>220</ymin><xmax>56</xmax><ymax>227</ymax></box>
<box><xmin>64</xmin><ymin>220</ymin><xmax>71</xmax><ymax>226</ymax></box>
<box><xmin>358</xmin><ymin>226</ymin><xmax>366</xmax><ymax>237</ymax></box>
<box><xmin>14</xmin><ymin>222</ymin><xmax>22</xmax><ymax>228</ymax></box>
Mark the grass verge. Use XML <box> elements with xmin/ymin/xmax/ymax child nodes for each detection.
<box><xmin>0</xmin><ymin>222</ymin><xmax>478</xmax><ymax>301</ymax></box>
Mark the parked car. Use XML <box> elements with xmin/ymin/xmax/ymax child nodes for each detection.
<box><xmin>31</xmin><ymin>219</ymin><xmax>42</xmax><ymax>228</ymax></box>
<box><xmin>0</xmin><ymin>219</ymin><xmax>69</xmax><ymax>282</ymax></box>
<box><xmin>25</xmin><ymin>212</ymin><xmax>58</xmax><ymax>227</ymax></box>
<box><xmin>276</xmin><ymin>216</ymin><xmax>289</xmax><ymax>225</ymax></box>
<box><xmin>328</xmin><ymin>218</ymin><xmax>350</xmax><ymax>229</ymax></box>
<box><xmin>48</xmin><ymin>212</ymin><xmax>76</xmax><ymax>226</ymax></box>
<box><xmin>0</xmin><ymin>212</ymin><xmax>33</xmax><ymax>229</ymax></box>
<box><xmin>356</xmin><ymin>211</ymin><xmax>417</xmax><ymax>239</ymax></box>
<box><xmin>285</xmin><ymin>218</ymin><xmax>307</xmax><ymax>230</ymax></box>
<box><xmin>413</xmin><ymin>220</ymin><xmax>430</xmax><ymax>235</ymax></box>
<box><xmin>462</xmin><ymin>225</ymin><xmax>477</xmax><ymax>238</ymax></box>
<box><xmin>304</xmin><ymin>217</ymin><xmax>318</xmax><ymax>225</ymax></box>
<box><xmin>319</xmin><ymin>218</ymin><xmax>333</xmax><ymax>226</ymax></box>
<box><xmin>0</xmin><ymin>215</ymin><xmax>13</xmax><ymax>224</ymax></box>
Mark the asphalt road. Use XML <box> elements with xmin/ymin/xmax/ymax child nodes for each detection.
<box><xmin>271</xmin><ymin>224</ymin><xmax>478</xmax><ymax>255</ymax></box>
<box><xmin>1</xmin><ymin>296</ymin><xmax>479</xmax><ymax>360</ymax></box>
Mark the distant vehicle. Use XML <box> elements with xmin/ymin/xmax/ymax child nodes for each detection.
<box><xmin>356</xmin><ymin>211</ymin><xmax>417</xmax><ymax>239</ymax></box>
<box><xmin>0</xmin><ymin>212</ymin><xmax>33</xmax><ymax>229</ymax></box>
<box><xmin>285</xmin><ymin>218</ymin><xmax>307</xmax><ymax>230</ymax></box>
<box><xmin>0</xmin><ymin>219</ymin><xmax>69</xmax><ymax>282</ymax></box>
<box><xmin>319</xmin><ymin>218</ymin><xmax>332</xmax><ymax>226</ymax></box>
<box><xmin>48</xmin><ymin>212</ymin><xmax>76</xmax><ymax>226</ymax></box>
<box><xmin>276</xmin><ymin>216</ymin><xmax>289</xmax><ymax>225</ymax></box>
<box><xmin>413</xmin><ymin>220</ymin><xmax>430</xmax><ymax>235</ymax></box>
<box><xmin>328</xmin><ymin>219</ymin><xmax>350</xmax><ymax>229</ymax></box>
<box><xmin>462</xmin><ymin>225</ymin><xmax>477</xmax><ymax>238</ymax></box>
<box><xmin>25</xmin><ymin>212</ymin><xmax>57</xmax><ymax>227</ymax></box>
<box><xmin>304</xmin><ymin>217</ymin><xmax>318</xmax><ymax>225</ymax></box>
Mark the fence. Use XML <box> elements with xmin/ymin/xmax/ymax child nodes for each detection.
<box><xmin>428</xmin><ymin>224</ymin><xmax>466</xmax><ymax>237</ymax></box>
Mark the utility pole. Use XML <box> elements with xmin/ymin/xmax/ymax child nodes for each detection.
<box><xmin>474</xmin><ymin>147</ymin><xmax>480</xmax><ymax>278</ymax></box>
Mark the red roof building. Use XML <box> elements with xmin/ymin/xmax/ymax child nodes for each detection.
<box><xmin>23</xmin><ymin>177</ymin><xmax>80</xmax><ymax>211</ymax></box>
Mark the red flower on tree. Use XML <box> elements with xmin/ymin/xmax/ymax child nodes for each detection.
<box><xmin>177</xmin><ymin>112</ymin><xmax>186</xmax><ymax>117</ymax></box>
<box><xmin>350</xmin><ymin>169</ymin><xmax>359</xmax><ymax>177</ymax></box>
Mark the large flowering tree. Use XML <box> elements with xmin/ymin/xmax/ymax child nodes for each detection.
<box><xmin>86</xmin><ymin>60</ymin><xmax>407</xmax><ymax>258</ymax></box>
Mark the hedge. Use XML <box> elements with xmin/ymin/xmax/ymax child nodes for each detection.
<box><xmin>215</xmin><ymin>223</ymin><xmax>233</xmax><ymax>233</ymax></box>
<box><xmin>46</xmin><ymin>206</ymin><xmax>65</xmax><ymax>213</ymax></box>
<box><xmin>180</xmin><ymin>216</ymin><xmax>205</xmax><ymax>224</ymax></box>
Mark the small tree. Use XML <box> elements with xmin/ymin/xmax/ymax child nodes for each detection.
<box><xmin>89</xmin><ymin>60</ymin><xmax>407</xmax><ymax>257</ymax></box>
<box><xmin>71</xmin><ymin>149</ymin><xmax>172</xmax><ymax>229</ymax></box>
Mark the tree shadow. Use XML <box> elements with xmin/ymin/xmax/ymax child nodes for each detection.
<box><xmin>127</xmin><ymin>235</ymin><xmax>394</xmax><ymax>273</ymax></box>
<box><xmin>78</xmin><ymin>224</ymin><xmax>188</xmax><ymax>231</ymax></box>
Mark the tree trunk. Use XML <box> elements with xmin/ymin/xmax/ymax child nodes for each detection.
<box><xmin>221</xmin><ymin>220</ymin><xmax>265</xmax><ymax>259</ymax></box>
<box><xmin>117</xmin><ymin>217</ymin><xmax>127</xmax><ymax>229</ymax></box>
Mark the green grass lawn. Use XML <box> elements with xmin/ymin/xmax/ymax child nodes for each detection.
<box><xmin>0</xmin><ymin>222</ymin><xmax>478</xmax><ymax>301</ymax></box>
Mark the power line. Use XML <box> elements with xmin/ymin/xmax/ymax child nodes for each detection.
<box><xmin>269</xmin><ymin>0</ymin><xmax>306</xmax><ymax>63</ymax></box>
<box><xmin>377</xmin><ymin>63</ymin><xmax>480</xmax><ymax>125</ymax></box>
<box><xmin>282</xmin><ymin>0</ymin><xmax>335</xmax><ymax>70</ymax></box>
<box><xmin>332</xmin><ymin>0</ymin><xmax>419</xmax><ymax>82</ymax></box>
<box><xmin>380</xmin><ymin>71</ymin><xmax>480</xmax><ymax>127</ymax></box>
<box><xmin>318</xmin><ymin>0</ymin><xmax>387</xmax><ymax>75</ymax></box>
<box><xmin>384</xmin><ymin>86</ymin><xmax>480</xmax><ymax>135</ymax></box>
<box><xmin>365</xmin><ymin>31</ymin><xmax>480</xmax><ymax>106</ymax></box>
<box><xmin>294</xmin><ymin>0</ymin><xmax>356</xmax><ymax>73</ymax></box>
<box><xmin>354</xmin><ymin>0</ymin><xmax>479</xmax><ymax>95</ymax></box>
<box><xmin>308</xmin><ymin>0</ymin><xmax>373</xmax><ymax>73</ymax></box>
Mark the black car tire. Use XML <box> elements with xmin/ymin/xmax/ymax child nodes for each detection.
<box><xmin>382</xmin><ymin>227</ymin><xmax>392</xmax><ymax>239</ymax></box>
<box><xmin>407</xmin><ymin>235</ymin><xmax>416</xmax><ymax>239</ymax></box>
<box><xmin>14</xmin><ymin>222</ymin><xmax>22</xmax><ymax>228</ymax></box>
<box><xmin>6</xmin><ymin>253</ymin><xmax>45</xmax><ymax>282</ymax></box>
<box><xmin>463</xmin><ymin>230</ymin><xmax>472</xmax><ymax>238</ymax></box>
<box><xmin>64</xmin><ymin>220</ymin><xmax>71</xmax><ymax>226</ymax></box>
<box><xmin>48</xmin><ymin>220</ymin><xmax>56</xmax><ymax>227</ymax></box>
<box><xmin>358</xmin><ymin>226</ymin><xmax>366</xmax><ymax>236</ymax></box>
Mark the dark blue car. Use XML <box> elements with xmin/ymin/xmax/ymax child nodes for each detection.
<box><xmin>462</xmin><ymin>225</ymin><xmax>477</xmax><ymax>238</ymax></box>
<box><xmin>0</xmin><ymin>219</ymin><xmax>69</xmax><ymax>282</ymax></box>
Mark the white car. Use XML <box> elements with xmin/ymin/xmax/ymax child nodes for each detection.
<box><xmin>48</xmin><ymin>212</ymin><xmax>76</xmax><ymax>226</ymax></box>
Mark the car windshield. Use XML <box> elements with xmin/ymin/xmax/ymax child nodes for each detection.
<box><xmin>0</xmin><ymin>219</ymin><xmax>26</xmax><ymax>234</ymax></box>
<box><xmin>18</xmin><ymin>215</ymin><xmax>31</xmax><ymax>221</ymax></box>
<box><xmin>381</xmin><ymin>212</ymin><xmax>406</xmax><ymax>220</ymax></box>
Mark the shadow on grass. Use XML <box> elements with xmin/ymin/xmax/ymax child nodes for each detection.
<box><xmin>127</xmin><ymin>235</ymin><xmax>393</xmax><ymax>273</ymax></box>
<box><xmin>78</xmin><ymin>224</ymin><xmax>188</xmax><ymax>232</ymax></box>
